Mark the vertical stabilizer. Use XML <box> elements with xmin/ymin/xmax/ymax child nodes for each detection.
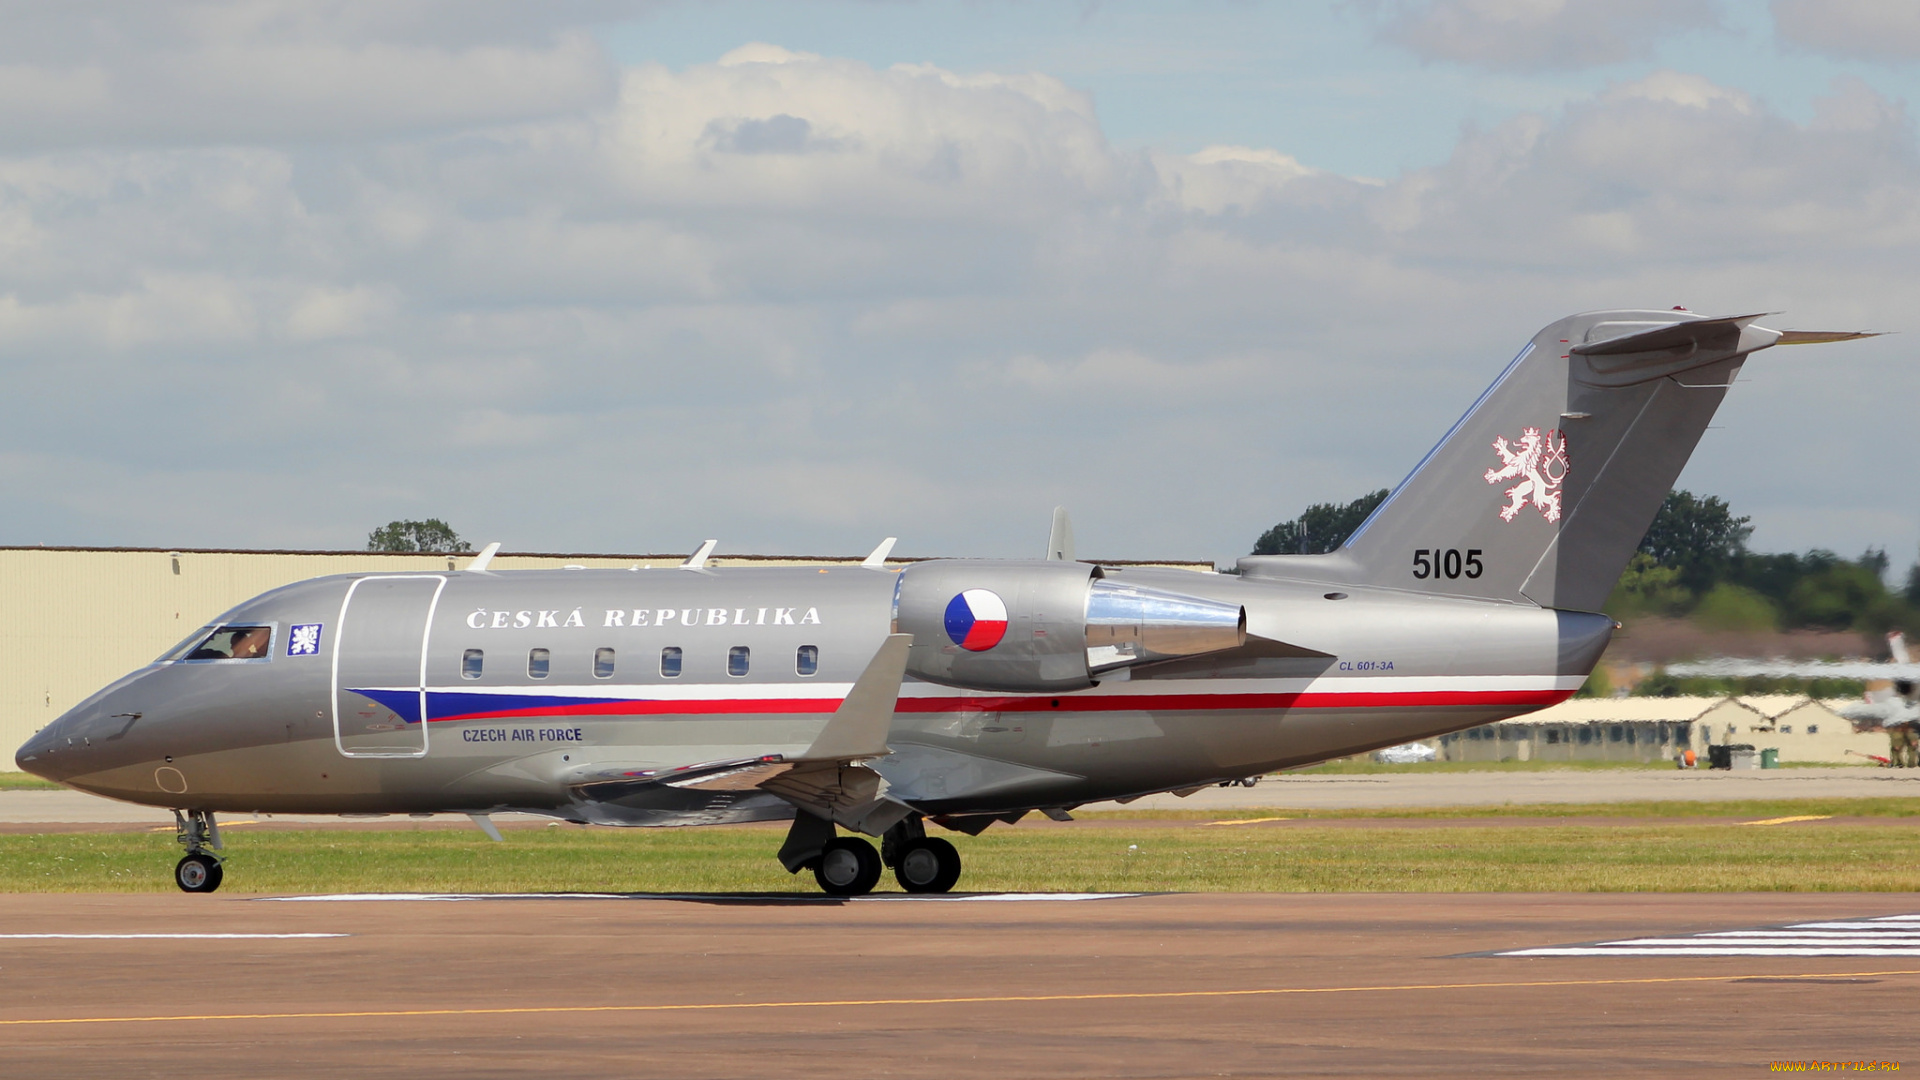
<box><xmin>1240</xmin><ymin>310</ymin><xmax>1788</xmax><ymax>611</ymax></box>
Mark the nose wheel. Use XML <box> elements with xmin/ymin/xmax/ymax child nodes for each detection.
<box><xmin>175</xmin><ymin>852</ymin><xmax>224</xmax><ymax>893</ymax></box>
<box><xmin>171</xmin><ymin>809</ymin><xmax>224</xmax><ymax>894</ymax></box>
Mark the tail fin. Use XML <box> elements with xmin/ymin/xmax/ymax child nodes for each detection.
<box><xmin>1243</xmin><ymin>310</ymin><xmax>1802</xmax><ymax>611</ymax></box>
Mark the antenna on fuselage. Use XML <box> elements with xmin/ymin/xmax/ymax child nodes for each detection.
<box><xmin>681</xmin><ymin>539</ymin><xmax>717</xmax><ymax>569</ymax></box>
<box><xmin>466</xmin><ymin>542</ymin><xmax>502</xmax><ymax>574</ymax></box>
<box><xmin>861</xmin><ymin>537</ymin><xmax>898</xmax><ymax>569</ymax></box>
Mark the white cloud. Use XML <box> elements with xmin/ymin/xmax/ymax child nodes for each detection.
<box><xmin>0</xmin><ymin>2</ymin><xmax>629</xmax><ymax>147</ymax></box>
<box><xmin>1368</xmin><ymin>0</ymin><xmax>1723</xmax><ymax>72</ymax></box>
<box><xmin>0</xmin><ymin>12</ymin><xmax>1914</xmax><ymax>566</ymax></box>
<box><xmin>1774</xmin><ymin>0</ymin><xmax>1920</xmax><ymax>61</ymax></box>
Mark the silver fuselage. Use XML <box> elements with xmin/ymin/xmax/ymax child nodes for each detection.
<box><xmin>17</xmin><ymin>563</ymin><xmax>1609</xmax><ymax>822</ymax></box>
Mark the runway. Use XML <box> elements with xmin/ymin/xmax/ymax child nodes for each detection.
<box><xmin>1</xmin><ymin>892</ymin><xmax>1913</xmax><ymax>1077</ymax></box>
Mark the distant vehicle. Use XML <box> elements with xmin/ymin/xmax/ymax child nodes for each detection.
<box><xmin>1375</xmin><ymin>743</ymin><xmax>1439</xmax><ymax>765</ymax></box>
<box><xmin>16</xmin><ymin>311</ymin><xmax>1871</xmax><ymax>894</ymax></box>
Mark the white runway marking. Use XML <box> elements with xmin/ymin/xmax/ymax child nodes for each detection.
<box><xmin>0</xmin><ymin>926</ymin><xmax>349</xmax><ymax>933</ymax></box>
<box><xmin>1494</xmin><ymin>914</ymin><xmax>1920</xmax><ymax>957</ymax></box>
<box><xmin>262</xmin><ymin>892</ymin><xmax>1142</xmax><ymax>904</ymax></box>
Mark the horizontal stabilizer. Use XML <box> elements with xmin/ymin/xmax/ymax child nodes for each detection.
<box><xmin>1776</xmin><ymin>329</ymin><xmax>1885</xmax><ymax>345</ymax></box>
<box><xmin>1570</xmin><ymin>313</ymin><xmax>1771</xmax><ymax>357</ymax></box>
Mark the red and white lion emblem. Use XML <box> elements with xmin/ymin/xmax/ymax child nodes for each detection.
<box><xmin>1484</xmin><ymin>427</ymin><xmax>1568</xmax><ymax>523</ymax></box>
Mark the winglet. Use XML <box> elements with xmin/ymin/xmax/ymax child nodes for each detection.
<box><xmin>466</xmin><ymin>542</ymin><xmax>502</xmax><ymax>573</ymax></box>
<box><xmin>681</xmin><ymin>539</ymin><xmax>717</xmax><ymax>569</ymax></box>
<box><xmin>798</xmin><ymin>634</ymin><xmax>912</xmax><ymax>761</ymax></box>
<box><xmin>861</xmin><ymin>537</ymin><xmax>898</xmax><ymax>569</ymax></box>
<box><xmin>1047</xmin><ymin>506</ymin><xmax>1076</xmax><ymax>562</ymax></box>
<box><xmin>1891</xmin><ymin>632</ymin><xmax>1911</xmax><ymax>666</ymax></box>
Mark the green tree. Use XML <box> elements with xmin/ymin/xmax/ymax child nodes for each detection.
<box><xmin>1691</xmin><ymin>583</ymin><xmax>1779</xmax><ymax>633</ymax></box>
<box><xmin>1253</xmin><ymin>489</ymin><xmax>1390</xmax><ymax>555</ymax></box>
<box><xmin>1784</xmin><ymin>557</ymin><xmax>1887</xmax><ymax>630</ymax></box>
<box><xmin>1637</xmin><ymin>490</ymin><xmax>1752</xmax><ymax>594</ymax></box>
<box><xmin>367</xmin><ymin>519</ymin><xmax>471</xmax><ymax>554</ymax></box>
<box><xmin>1605</xmin><ymin>552</ymin><xmax>1691</xmax><ymax>619</ymax></box>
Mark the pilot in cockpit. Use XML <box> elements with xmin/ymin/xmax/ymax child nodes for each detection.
<box><xmin>228</xmin><ymin>626</ymin><xmax>271</xmax><ymax>659</ymax></box>
<box><xmin>184</xmin><ymin>625</ymin><xmax>271</xmax><ymax>661</ymax></box>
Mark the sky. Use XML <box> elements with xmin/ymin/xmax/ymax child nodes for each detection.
<box><xmin>1</xmin><ymin>0</ymin><xmax>1917</xmax><ymax>567</ymax></box>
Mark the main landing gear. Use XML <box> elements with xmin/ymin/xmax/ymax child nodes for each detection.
<box><xmin>779</xmin><ymin>812</ymin><xmax>964</xmax><ymax>896</ymax></box>
<box><xmin>172</xmin><ymin>809</ymin><xmax>224</xmax><ymax>894</ymax></box>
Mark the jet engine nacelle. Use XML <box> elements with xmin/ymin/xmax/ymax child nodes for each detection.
<box><xmin>891</xmin><ymin>560</ymin><xmax>1247</xmax><ymax>694</ymax></box>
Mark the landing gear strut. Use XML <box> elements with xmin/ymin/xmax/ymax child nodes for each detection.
<box><xmin>777</xmin><ymin>812</ymin><xmax>966</xmax><ymax>896</ymax></box>
<box><xmin>172</xmin><ymin>809</ymin><xmax>224</xmax><ymax>894</ymax></box>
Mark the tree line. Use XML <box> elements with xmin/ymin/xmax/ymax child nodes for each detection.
<box><xmin>1253</xmin><ymin>489</ymin><xmax>1916</xmax><ymax>637</ymax></box>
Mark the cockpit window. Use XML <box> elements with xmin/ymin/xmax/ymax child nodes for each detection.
<box><xmin>170</xmin><ymin>625</ymin><xmax>274</xmax><ymax>662</ymax></box>
<box><xmin>158</xmin><ymin>627</ymin><xmax>218</xmax><ymax>663</ymax></box>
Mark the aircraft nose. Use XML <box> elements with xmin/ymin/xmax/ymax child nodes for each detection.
<box><xmin>14</xmin><ymin>715</ymin><xmax>68</xmax><ymax>780</ymax></box>
<box><xmin>15</xmin><ymin>672</ymin><xmax>155</xmax><ymax>782</ymax></box>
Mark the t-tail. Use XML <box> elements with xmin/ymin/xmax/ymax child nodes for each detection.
<box><xmin>1239</xmin><ymin>310</ymin><xmax>1876</xmax><ymax>612</ymax></box>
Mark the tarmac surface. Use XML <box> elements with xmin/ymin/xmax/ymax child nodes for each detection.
<box><xmin>0</xmin><ymin>891</ymin><xmax>1914</xmax><ymax>1078</ymax></box>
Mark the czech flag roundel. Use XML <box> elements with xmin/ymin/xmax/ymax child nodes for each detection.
<box><xmin>944</xmin><ymin>589</ymin><xmax>1009</xmax><ymax>652</ymax></box>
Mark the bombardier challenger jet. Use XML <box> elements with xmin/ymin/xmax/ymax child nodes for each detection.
<box><xmin>15</xmin><ymin>310</ymin><xmax>1872</xmax><ymax>895</ymax></box>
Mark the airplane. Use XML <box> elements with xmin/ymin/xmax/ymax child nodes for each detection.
<box><xmin>14</xmin><ymin>309</ymin><xmax>1873</xmax><ymax>895</ymax></box>
<box><xmin>1670</xmin><ymin>631</ymin><xmax>1919</xmax><ymax>728</ymax></box>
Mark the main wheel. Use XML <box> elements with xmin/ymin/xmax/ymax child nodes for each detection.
<box><xmin>813</xmin><ymin>837</ymin><xmax>881</xmax><ymax>897</ymax></box>
<box><xmin>175</xmin><ymin>853</ymin><xmax>223</xmax><ymax>894</ymax></box>
<box><xmin>893</xmin><ymin>837</ymin><xmax>961</xmax><ymax>894</ymax></box>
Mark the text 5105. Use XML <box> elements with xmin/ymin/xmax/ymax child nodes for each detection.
<box><xmin>1413</xmin><ymin>548</ymin><xmax>1483</xmax><ymax>580</ymax></box>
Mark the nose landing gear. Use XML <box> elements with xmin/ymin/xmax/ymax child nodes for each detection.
<box><xmin>172</xmin><ymin>809</ymin><xmax>224</xmax><ymax>894</ymax></box>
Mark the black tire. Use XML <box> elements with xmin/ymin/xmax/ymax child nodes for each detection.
<box><xmin>175</xmin><ymin>853</ymin><xmax>223</xmax><ymax>894</ymax></box>
<box><xmin>813</xmin><ymin>837</ymin><xmax>881</xmax><ymax>897</ymax></box>
<box><xmin>893</xmin><ymin>837</ymin><xmax>961</xmax><ymax>894</ymax></box>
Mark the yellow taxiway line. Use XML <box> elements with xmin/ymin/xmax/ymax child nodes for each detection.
<box><xmin>4</xmin><ymin>970</ymin><xmax>1916</xmax><ymax>1028</ymax></box>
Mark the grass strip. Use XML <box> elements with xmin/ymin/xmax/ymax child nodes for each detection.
<box><xmin>0</xmin><ymin>774</ymin><xmax>62</xmax><ymax>791</ymax></box>
<box><xmin>3</xmin><ymin>821</ymin><xmax>1918</xmax><ymax>894</ymax></box>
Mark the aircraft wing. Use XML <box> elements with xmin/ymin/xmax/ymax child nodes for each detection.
<box><xmin>565</xmin><ymin>635</ymin><xmax>917</xmax><ymax>835</ymax></box>
<box><xmin>758</xmin><ymin>633</ymin><xmax>916</xmax><ymax>835</ymax></box>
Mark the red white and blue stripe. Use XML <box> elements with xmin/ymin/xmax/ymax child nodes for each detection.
<box><xmin>344</xmin><ymin>674</ymin><xmax>1581</xmax><ymax>727</ymax></box>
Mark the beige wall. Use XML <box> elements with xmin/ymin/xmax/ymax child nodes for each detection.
<box><xmin>0</xmin><ymin>547</ymin><xmax>1211</xmax><ymax>767</ymax></box>
<box><xmin>1691</xmin><ymin>699</ymin><xmax>1886</xmax><ymax>764</ymax></box>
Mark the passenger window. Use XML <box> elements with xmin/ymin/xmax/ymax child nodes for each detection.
<box><xmin>180</xmin><ymin>625</ymin><xmax>273</xmax><ymax>661</ymax></box>
<box><xmin>728</xmin><ymin>646</ymin><xmax>751</xmax><ymax>677</ymax></box>
<box><xmin>594</xmin><ymin>647</ymin><xmax>615</xmax><ymax>679</ymax></box>
<box><xmin>528</xmin><ymin>648</ymin><xmax>550</xmax><ymax>679</ymax></box>
<box><xmin>796</xmin><ymin>645</ymin><xmax>819</xmax><ymax>676</ymax></box>
<box><xmin>462</xmin><ymin>649</ymin><xmax>484</xmax><ymax>679</ymax></box>
<box><xmin>660</xmin><ymin>646</ymin><xmax>682</xmax><ymax>678</ymax></box>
